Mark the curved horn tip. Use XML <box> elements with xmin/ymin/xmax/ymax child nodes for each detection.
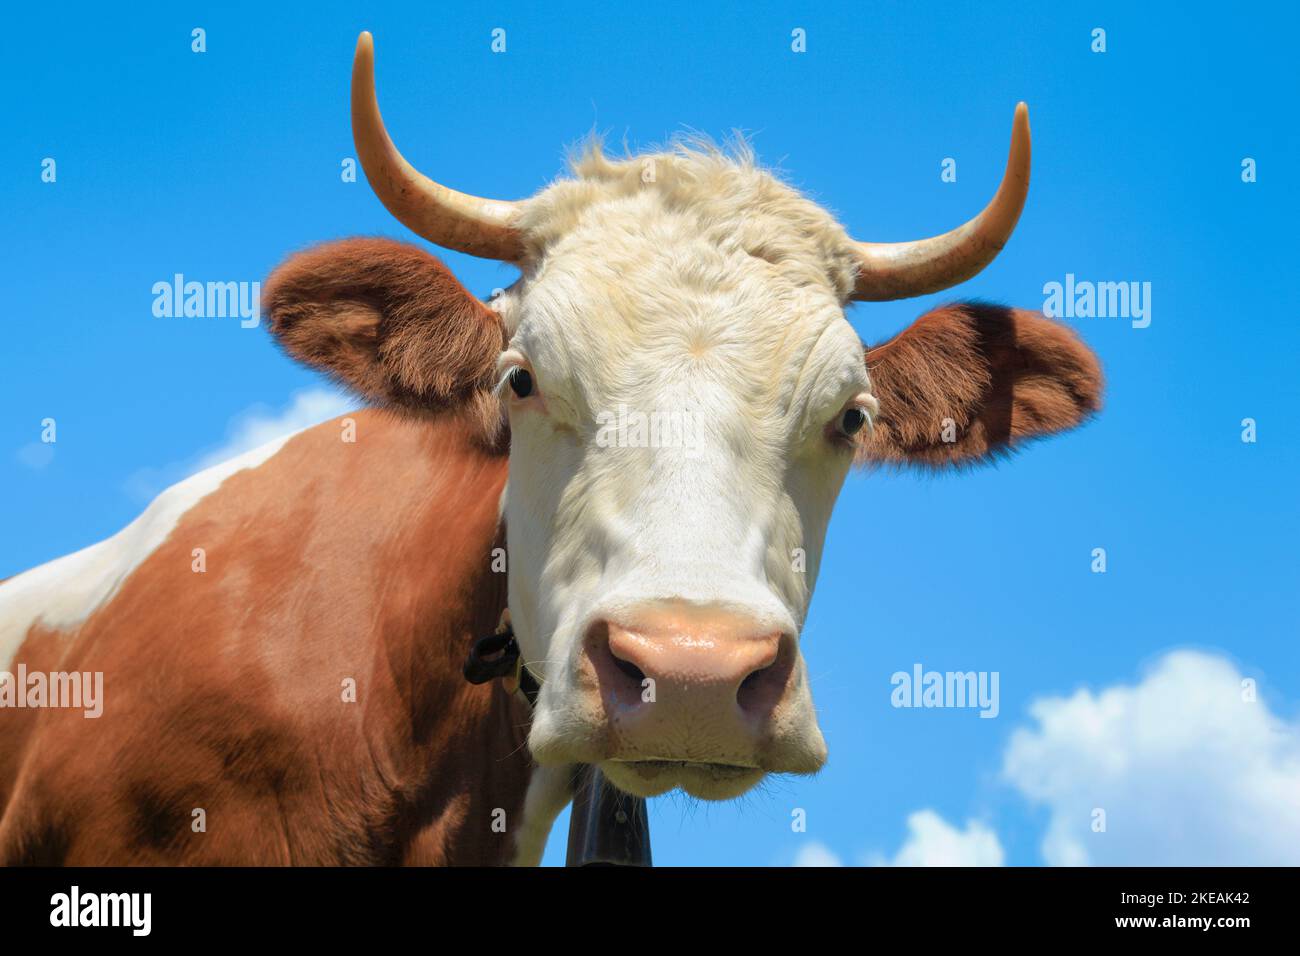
<box><xmin>354</xmin><ymin>32</ymin><xmax>374</xmax><ymax>76</ymax></box>
<box><xmin>348</xmin><ymin>28</ymin><xmax>524</xmax><ymax>261</ymax></box>
<box><xmin>1008</xmin><ymin>101</ymin><xmax>1031</xmax><ymax>180</ymax></box>
<box><xmin>849</xmin><ymin>103</ymin><xmax>1033</xmax><ymax>302</ymax></box>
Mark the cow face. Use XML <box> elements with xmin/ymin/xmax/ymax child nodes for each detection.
<box><xmin>264</xmin><ymin>33</ymin><xmax>1103</xmax><ymax>801</ymax></box>
<box><xmin>483</xmin><ymin>155</ymin><xmax>884</xmax><ymax>797</ymax></box>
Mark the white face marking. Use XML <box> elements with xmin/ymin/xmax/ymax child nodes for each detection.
<box><xmin>495</xmin><ymin>151</ymin><xmax>874</xmax><ymax>794</ymax></box>
<box><xmin>0</xmin><ymin>432</ymin><xmax>301</xmax><ymax>668</ymax></box>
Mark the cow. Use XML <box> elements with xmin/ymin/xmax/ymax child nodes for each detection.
<box><xmin>0</xmin><ymin>33</ymin><xmax>1102</xmax><ymax>866</ymax></box>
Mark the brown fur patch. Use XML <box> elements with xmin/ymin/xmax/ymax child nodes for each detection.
<box><xmin>264</xmin><ymin>238</ymin><xmax>508</xmax><ymax>447</ymax></box>
<box><xmin>0</xmin><ymin>410</ymin><xmax>529</xmax><ymax>865</ymax></box>
<box><xmin>859</xmin><ymin>302</ymin><xmax>1103</xmax><ymax>467</ymax></box>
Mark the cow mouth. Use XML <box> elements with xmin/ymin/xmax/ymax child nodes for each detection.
<box><xmin>627</xmin><ymin>759</ymin><xmax>757</xmax><ymax>776</ymax></box>
<box><xmin>603</xmin><ymin>758</ymin><xmax>765</xmax><ymax>800</ymax></box>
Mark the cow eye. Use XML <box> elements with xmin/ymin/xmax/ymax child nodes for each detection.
<box><xmin>509</xmin><ymin>367</ymin><xmax>534</xmax><ymax>399</ymax></box>
<box><xmin>837</xmin><ymin>407</ymin><xmax>867</xmax><ymax>437</ymax></box>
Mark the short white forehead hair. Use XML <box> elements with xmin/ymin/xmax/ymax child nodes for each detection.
<box><xmin>513</xmin><ymin>136</ymin><xmax>864</xmax><ymax>303</ymax></box>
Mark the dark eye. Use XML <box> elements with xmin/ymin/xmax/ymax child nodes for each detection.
<box><xmin>837</xmin><ymin>407</ymin><xmax>867</xmax><ymax>437</ymax></box>
<box><xmin>509</xmin><ymin>367</ymin><xmax>534</xmax><ymax>399</ymax></box>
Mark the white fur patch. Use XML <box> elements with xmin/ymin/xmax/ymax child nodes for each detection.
<box><xmin>511</xmin><ymin>764</ymin><xmax>576</xmax><ymax>866</ymax></box>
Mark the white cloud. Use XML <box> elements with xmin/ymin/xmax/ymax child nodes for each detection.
<box><xmin>123</xmin><ymin>387</ymin><xmax>357</xmax><ymax>501</ymax></box>
<box><xmin>792</xmin><ymin>841</ymin><xmax>844</xmax><ymax>867</ymax></box>
<box><xmin>16</xmin><ymin>442</ymin><xmax>55</xmax><ymax>471</ymax></box>
<box><xmin>1003</xmin><ymin>650</ymin><xmax>1300</xmax><ymax>865</ymax></box>
<box><xmin>792</xmin><ymin>813</ymin><xmax>1003</xmax><ymax>868</ymax></box>
<box><xmin>190</xmin><ymin>388</ymin><xmax>357</xmax><ymax>473</ymax></box>
<box><xmin>867</xmin><ymin>810</ymin><xmax>1004</xmax><ymax>867</ymax></box>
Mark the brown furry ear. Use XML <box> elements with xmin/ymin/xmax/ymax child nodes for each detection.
<box><xmin>264</xmin><ymin>238</ymin><xmax>507</xmax><ymax>438</ymax></box>
<box><xmin>858</xmin><ymin>302</ymin><xmax>1103</xmax><ymax>467</ymax></box>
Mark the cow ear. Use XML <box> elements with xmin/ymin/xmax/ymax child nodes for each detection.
<box><xmin>858</xmin><ymin>302</ymin><xmax>1102</xmax><ymax>467</ymax></box>
<box><xmin>264</xmin><ymin>237</ymin><xmax>507</xmax><ymax>437</ymax></box>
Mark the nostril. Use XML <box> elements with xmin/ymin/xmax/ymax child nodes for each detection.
<box><xmin>606</xmin><ymin>629</ymin><xmax>651</xmax><ymax>699</ymax></box>
<box><xmin>586</xmin><ymin>619</ymin><xmax>651</xmax><ymax>708</ymax></box>
<box><xmin>735</xmin><ymin>636</ymin><xmax>794</xmax><ymax>718</ymax></box>
<box><xmin>611</xmin><ymin>654</ymin><xmax>646</xmax><ymax>687</ymax></box>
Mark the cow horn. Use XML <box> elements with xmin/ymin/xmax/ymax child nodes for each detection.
<box><xmin>851</xmin><ymin>103</ymin><xmax>1031</xmax><ymax>301</ymax></box>
<box><xmin>351</xmin><ymin>32</ymin><xmax>525</xmax><ymax>261</ymax></box>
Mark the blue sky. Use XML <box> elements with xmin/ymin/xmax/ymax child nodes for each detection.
<box><xmin>3</xmin><ymin>1</ymin><xmax>1297</xmax><ymax>865</ymax></box>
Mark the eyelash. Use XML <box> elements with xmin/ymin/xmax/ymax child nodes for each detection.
<box><xmin>826</xmin><ymin>397</ymin><xmax>877</xmax><ymax>449</ymax></box>
<box><xmin>496</xmin><ymin>352</ymin><xmax>543</xmax><ymax>409</ymax></box>
<box><xmin>508</xmin><ymin>367</ymin><xmax>534</xmax><ymax>399</ymax></box>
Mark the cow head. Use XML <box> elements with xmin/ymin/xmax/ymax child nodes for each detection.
<box><xmin>265</xmin><ymin>34</ymin><xmax>1102</xmax><ymax>800</ymax></box>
